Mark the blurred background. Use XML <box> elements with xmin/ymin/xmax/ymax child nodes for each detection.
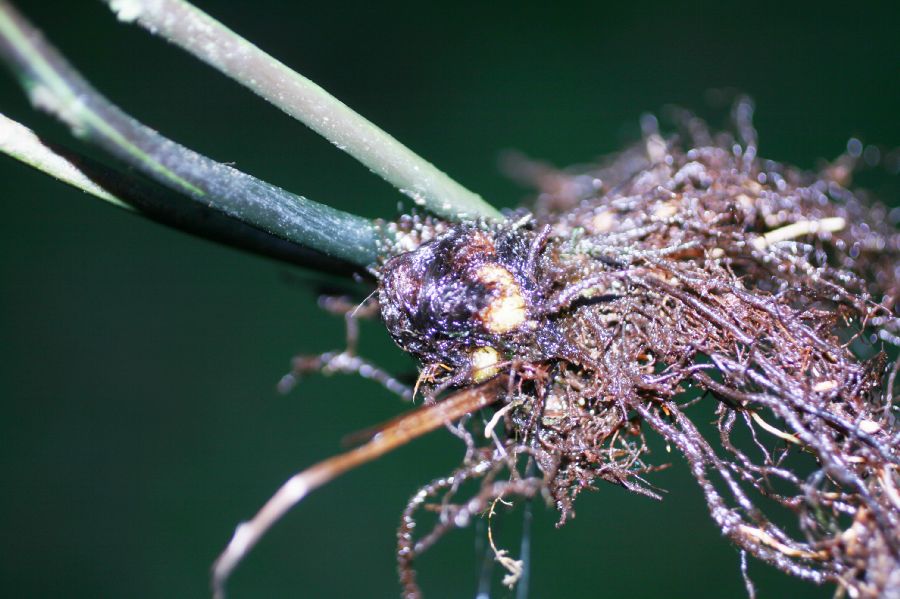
<box><xmin>1</xmin><ymin>1</ymin><xmax>898</xmax><ymax>598</ymax></box>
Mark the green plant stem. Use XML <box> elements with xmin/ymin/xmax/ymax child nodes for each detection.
<box><xmin>0</xmin><ymin>111</ymin><xmax>130</xmax><ymax>209</ymax></box>
<box><xmin>105</xmin><ymin>0</ymin><xmax>502</xmax><ymax>222</ymax></box>
<box><xmin>0</xmin><ymin>1</ymin><xmax>382</xmax><ymax>267</ymax></box>
<box><xmin>0</xmin><ymin>112</ymin><xmax>368</xmax><ymax>275</ymax></box>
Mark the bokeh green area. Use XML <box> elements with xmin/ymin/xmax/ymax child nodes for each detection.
<box><xmin>1</xmin><ymin>1</ymin><xmax>898</xmax><ymax>598</ymax></box>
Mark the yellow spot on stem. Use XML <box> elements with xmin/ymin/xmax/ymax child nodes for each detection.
<box><xmin>471</xmin><ymin>346</ymin><xmax>501</xmax><ymax>383</ymax></box>
<box><xmin>476</xmin><ymin>264</ymin><xmax>527</xmax><ymax>334</ymax></box>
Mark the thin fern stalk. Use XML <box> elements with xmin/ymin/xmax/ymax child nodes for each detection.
<box><xmin>0</xmin><ymin>111</ymin><xmax>130</xmax><ymax>209</ymax></box>
<box><xmin>105</xmin><ymin>0</ymin><xmax>502</xmax><ymax>222</ymax></box>
<box><xmin>0</xmin><ymin>112</ymin><xmax>368</xmax><ymax>273</ymax></box>
<box><xmin>0</xmin><ymin>1</ymin><xmax>381</xmax><ymax>267</ymax></box>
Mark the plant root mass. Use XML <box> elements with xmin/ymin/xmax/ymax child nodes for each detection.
<box><xmin>375</xmin><ymin>102</ymin><xmax>900</xmax><ymax>598</ymax></box>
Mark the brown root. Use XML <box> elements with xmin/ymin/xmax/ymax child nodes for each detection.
<box><xmin>379</xmin><ymin>100</ymin><xmax>899</xmax><ymax>598</ymax></box>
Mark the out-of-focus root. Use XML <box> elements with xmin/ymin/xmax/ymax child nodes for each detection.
<box><xmin>211</xmin><ymin>380</ymin><xmax>502</xmax><ymax>599</ymax></box>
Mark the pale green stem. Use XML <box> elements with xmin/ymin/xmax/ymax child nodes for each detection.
<box><xmin>0</xmin><ymin>1</ymin><xmax>382</xmax><ymax>267</ymax></box>
<box><xmin>0</xmin><ymin>111</ymin><xmax>368</xmax><ymax>273</ymax></box>
<box><xmin>0</xmin><ymin>111</ymin><xmax>130</xmax><ymax>209</ymax></box>
<box><xmin>105</xmin><ymin>0</ymin><xmax>502</xmax><ymax>222</ymax></box>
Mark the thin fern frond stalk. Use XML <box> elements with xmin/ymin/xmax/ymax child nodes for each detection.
<box><xmin>0</xmin><ymin>111</ymin><xmax>130</xmax><ymax>209</ymax></box>
<box><xmin>0</xmin><ymin>112</ymin><xmax>369</xmax><ymax>273</ymax></box>
<box><xmin>105</xmin><ymin>0</ymin><xmax>502</xmax><ymax>223</ymax></box>
<box><xmin>0</xmin><ymin>1</ymin><xmax>382</xmax><ymax>267</ymax></box>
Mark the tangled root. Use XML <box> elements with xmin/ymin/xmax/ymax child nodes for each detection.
<box><xmin>383</xmin><ymin>99</ymin><xmax>899</xmax><ymax>598</ymax></box>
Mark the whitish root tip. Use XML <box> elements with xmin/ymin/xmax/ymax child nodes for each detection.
<box><xmin>228</xmin><ymin>522</ymin><xmax>253</xmax><ymax>558</ymax></box>
<box><xmin>109</xmin><ymin>0</ymin><xmax>144</xmax><ymax>23</ymax></box>
<box><xmin>210</xmin><ymin>522</ymin><xmax>253</xmax><ymax>599</ymax></box>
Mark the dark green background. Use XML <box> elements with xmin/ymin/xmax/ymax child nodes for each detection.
<box><xmin>1</xmin><ymin>1</ymin><xmax>897</xmax><ymax>598</ymax></box>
